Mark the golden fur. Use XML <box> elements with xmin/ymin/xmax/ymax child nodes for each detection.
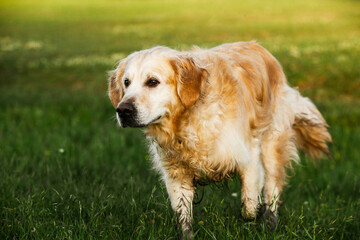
<box><xmin>108</xmin><ymin>41</ymin><xmax>332</xmax><ymax>238</ymax></box>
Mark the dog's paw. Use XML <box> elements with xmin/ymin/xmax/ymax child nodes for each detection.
<box><xmin>183</xmin><ymin>229</ymin><xmax>193</xmax><ymax>239</ymax></box>
<box><xmin>176</xmin><ymin>221</ymin><xmax>193</xmax><ymax>239</ymax></box>
<box><xmin>258</xmin><ymin>206</ymin><xmax>278</xmax><ymax>230</ymax></box>
<box><xmin>241</xmin><ymin>202</ymin><xmax>258</xmax><ymax>221</ymax></box>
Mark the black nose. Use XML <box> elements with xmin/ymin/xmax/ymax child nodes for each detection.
<box><xmin>116</xmin><ymin>102</ymin><xmax>135</xmax><ymax>116</ymax></box>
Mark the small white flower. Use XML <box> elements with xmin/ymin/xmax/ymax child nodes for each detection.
<box><xmin>231</xmin><ymin>192</ymin><xmax>238</xmax><ymax>198</ymax></box>
<box><xmin>59</xmin><ymin>148</ymin><xmax>64</xmax><ymax>153</ymax></box>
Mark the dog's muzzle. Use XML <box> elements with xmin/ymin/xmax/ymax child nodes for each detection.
<box><xmin>116</xmin><ymin>102</ymin><xmax>139</xmax><ymax>128</ymax></box>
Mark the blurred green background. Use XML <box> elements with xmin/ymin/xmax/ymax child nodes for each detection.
<box><xmin>1</xmin><ymin>0</ymin><xmax>359</xmax><ymax>239</ymax></box>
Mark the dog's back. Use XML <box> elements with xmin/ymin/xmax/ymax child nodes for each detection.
<box><xmin>193</xmin><ymin>41</ymin><xmax>331</xmax><ymax>159</ymax></box>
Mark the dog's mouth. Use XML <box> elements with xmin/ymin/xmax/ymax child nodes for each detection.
<box><xmin>136</xmin><ymin>115</ymin><xmax>163</xmax><ymax>128</ymax></box>
<box><xmin>146</xmin><ymin>115</ymin><xmax>163</xmax><ymax>125</ymax></box>
<box><xmin>118</xmin><ymin>113</ymin><xmax>163</xmax><ymax>128</ymax></box>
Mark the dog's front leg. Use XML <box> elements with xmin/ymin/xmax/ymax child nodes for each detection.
<box><xmin>165</xmin><ymin>172</ymin><xmax>195</xmax><ymax>239</ymax></box>
<box><xmin>240</xmin><ymin>141</ymin><xmax>265</xmax><ymax>220</ymax></box>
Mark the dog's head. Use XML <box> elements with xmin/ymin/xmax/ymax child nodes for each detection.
<box><xmin>108</xmin><ymin>46</ymin><xmax>208</xmax><ymax>128</ymax></box>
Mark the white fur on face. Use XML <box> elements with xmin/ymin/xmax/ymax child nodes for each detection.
<box><xmin>118</xmin><ymin>51</ymin><xmax>176</xmax><ymax>127</ymax></box>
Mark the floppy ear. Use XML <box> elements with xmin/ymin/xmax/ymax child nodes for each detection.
<box><xmin>172</xmin><ymin>56</ymin><xmax>208</xmax><ymax>108</ymax></box>
<box><xmin>108</xmin><ymin>60</ymin><xmax>126</xmax><ymax>108</ymax></box>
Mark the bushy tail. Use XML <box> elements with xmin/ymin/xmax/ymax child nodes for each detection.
<box><xmin>292</xmin><ymin>97</ymin><xmax>332</xmax><ymax>159</ymax></box>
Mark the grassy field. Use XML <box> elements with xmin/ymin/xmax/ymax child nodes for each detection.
<box><xmin>1</xmin><ymin>0</ymin><xmax>360</xmax><ymax>239</ymax></box>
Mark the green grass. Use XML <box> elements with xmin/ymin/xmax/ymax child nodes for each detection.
<box><xmin>1</xmin><ymin>0</ymin><xmax>360</xmax><ymax>239</ymax></box>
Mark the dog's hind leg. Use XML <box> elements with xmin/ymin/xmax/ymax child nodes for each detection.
<box><xmin>240</xmin><ymin>138</ymin><xmax>265</xmax><ymax>220</ymax></box>
<box><xmin>260</xmin><ymin>129</ymin><xmax>298</xmax><ymax>228</ymax></box>
<box><xmin>164</xmin><ymin>169</ymin><xmax>195</xmax><ymax>239</ymax></box>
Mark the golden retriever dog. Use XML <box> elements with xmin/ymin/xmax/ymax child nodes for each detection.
<box><xmin>108</xmin><ymin>41</ymin><xmax>331</xmax><ymax>238</ymax></box>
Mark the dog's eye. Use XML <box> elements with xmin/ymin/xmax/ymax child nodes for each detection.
<box><xmin>124</xmin><ymin>79</ymin><xmax>130</xmax><ymax>87</ymax></box>
<box><xmin>146</xmin><ymin>78</ymin><xmax>160</xmax><ymax>88</ymax></box>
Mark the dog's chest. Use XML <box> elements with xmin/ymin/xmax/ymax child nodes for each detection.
<box><xmin>168</xmin><ymin>119</ymin><xmax>252</xmax><ymax>180</ymax></box>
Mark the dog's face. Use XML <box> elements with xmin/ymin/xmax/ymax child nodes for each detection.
<box><xmin>108</xmin><ymin>47</ymin><xmax>208</xmax><ymax>128</ymax></box>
